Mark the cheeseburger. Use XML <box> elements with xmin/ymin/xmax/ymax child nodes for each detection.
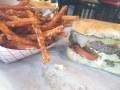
<box><xmin>67</xmin><ymin>19</ymin><xmax>120</xmax><ymax>75</ymax></box>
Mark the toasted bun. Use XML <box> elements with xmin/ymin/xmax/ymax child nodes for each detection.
<box><xmin>66</xmin><ymin>47</ymin><xmax>120</xmax><ymax>75</ymax></box>
<box><xmin>71</xmin><ymin>19</ymin><xmax>120</xmax><ymax>39</ymax></box>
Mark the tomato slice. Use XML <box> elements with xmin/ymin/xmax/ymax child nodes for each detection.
<box><xmin>74</xmin><ymin>45</ymin><xmax>98</xmax><ymax>60</ymax></box>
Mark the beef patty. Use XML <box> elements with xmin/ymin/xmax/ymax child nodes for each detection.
<box><xmin>87</xmin><ymin>41</ymin><xmax>120</xmax><ymax>57</ymax></box>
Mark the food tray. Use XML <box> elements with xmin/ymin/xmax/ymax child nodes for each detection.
<box><xmin>0</xmin><ymin>8</ymin><xmax>62</xmax><ymax>63</ymax></box>
<box><xmin>0</xmin><ymin>36</ymin><xmax>62</xmax><ymax>63</ymax></box>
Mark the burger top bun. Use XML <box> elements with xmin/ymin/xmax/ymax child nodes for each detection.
<box><xmin>71</xmin><ymin>19</ymin><xmax>120</xmax><ymax>40</ymax></box>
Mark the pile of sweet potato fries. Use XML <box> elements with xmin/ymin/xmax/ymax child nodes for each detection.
<box><xmin>0</xmin><ymin>0</ymin><xmax>79</xmax><ymax>64</ymax></box>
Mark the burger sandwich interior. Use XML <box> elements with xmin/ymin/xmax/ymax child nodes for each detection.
<box><xmin>67</xmin><ymin>19</ymin><xmax>120</xmax><ymax>75</ymax></box>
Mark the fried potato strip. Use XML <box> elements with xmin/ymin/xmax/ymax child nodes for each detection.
<box><xmin>0</xmin><ymin>5</ymin><xmax>42</xmax><ymax>14</ymax></box>
<box><xmin>32</xmin><ymin>24</ymin><xmax>50</xmax><ymax>64</ymax></box>
<box><xmin>26</xmin><ymin>25</ymin><xmax>65</xmax><ymax>40</ymax></box>
<box><xmin>62</xmin><ymin>16</ymin><xmax>79</xmax><ymax>20</ymax></box>
<box><xmin>0</xmin><ymin>10</ymin><xmax>20</xmax><ymax>21</ymax></box>
<box><xmin>0</xmin><ymin>40</ymin><xmax>37</xmax><ymax>50</ymax></box>
<box><xmin>18</xmin><ymin>0</ymin><xmax>29</xmax><ymax>6</ymax></box>
<box><xmin>4</xmin><ymin>18</ymin><xmax>38</xmax><ymax>27</ymax></box>
<box><xmin>42</xmin><ymin>25</ymin><xmax>65</xmax><ymax>38</ymax></box>
<box><xmin>40</xmin><ymin>5</ymin><xmax>68</xmax><ymax>31</ymax></box>
<box><xmin>0</xmin><ymin>23</ymin><xmax>36</xmax><ymax>46</ymax></box>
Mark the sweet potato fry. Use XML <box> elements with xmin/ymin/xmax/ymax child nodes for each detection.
<box><xmin>0</xmin><ymin>4</ymin><xmax>12</xmax><ymax>7</ymax></box>
<box><xmin>6</xmin><ymin>33</ymin><xmax>36</xmax><ymax>46</ymax></box>
<box><xmin>26</xmin><ymin>25</ymin><xmax>35</xmax><ymax>33</ymax></box>
<box><xmin>54</xmin><ymin>7</ymin><xmax>59</xmax><ymax>16</ymax></box>
<box><xmin>45</xmin><ymin>40</ymin><xmax>55</xmax><ymax>46</ymax></box>
<box><xmin>17</xmin><ymin>0</ymin><xmax>29</xmax><ymax>6</ymax></box>
<box><xmin>5</xmin><ymin>9</ymin><xmax>28</xmax><ymax>18</ymax></box>
<box><xmin>16</xmin><ymin>43</ymin><xmax>37</xmax><ymax>50</ymax></box>
<box><xmin>39</xmin><ymin>5</ymin><xmax>68</xmax><ymax>31</ymax></box>
<box><xmin>47</xmin><ymin>33</ymin><xmax>57</xmax><ymax>40</ymax></box>
<box><xmin>0</xmin><ymin>23</ymin><xmax>16</xmax><ymax>35</ymax></box>
<box><xmin>58</xmin><ymin>32</ymin><xmax>67</xmax><ymax>37</ymax></box>
<box><xmin>32</xmin><ymin>24</ymin><xmax>50</xmax><ymax>64</ymax></box>
<box><xmin>34</xmin><ymin>9</ymin><xmax>42</xmax><ymax>20</ymax></box>
<box><xmin>63</xmin><ymin>23</ymin><xmax>72</xmax><ymax>27</ymax></box>
<box><xmin>42</xmin><ymin>25</ymin><xmax>65</xmax><ymax>38</ymax></box>
<box><xmin>53</xmin><ymin>20</ymin><xmax>64</xmax><ymax>27</ymax></box>
<box><xmin>4</xmin><ymin>18</ymin><xmax>38</xmax><ymax>27</ymax></box>
<box><xmin>62</xmin><ymin>15</ymin><xmax>79</xmax><ymax>20</ymax></box>
<box><xmin>0</xmin><ymin>40</ymin><xmax>37</xmax><ymax>50</ymax></box>
<box><xmin>0</xmin><ymin>23</ymin><xmax>36</xmax><ymax>46</ymax></box>
<box><xmin>25</xmin><ymin>34</ymin><xmax>36</xmax><ymax>41</ymax></box>
<box><xmin>0</xmin><ymin>10</ymin><xmax>20</xmax><ymax>21</ymax></box>
<box><xmin>26</xmin><ymin>10</ymin><xmax>41</xmax><ymax>24</ymax></box>
<box><xmin>26</xmin><ymin>25</ymin><xmax>65</xmax><ymax>40</ymax></box>
<box><xmin>0</xmin><ymin>5</ymin><xmax>42</xmax><ymax>14</ymax></box>
<box><xmin>0</xmin><ymin>40</ymin><xmax>18</xmax><ymax>49</ymax></box>
<box><xmin>42</xmin><ymin>13</ymin><xmax>51</xmax><ymax>20</ymax></box>
<box><xmin>0</xmin><ymin>34</ymin><xmax>7</xmax><ymax>42</ymax></box>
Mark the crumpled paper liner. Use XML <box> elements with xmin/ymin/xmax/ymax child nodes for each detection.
<box><xmin>0</xmin><ymin>9</ymin><xmax>63</xmax><ymax>63</ymax></box>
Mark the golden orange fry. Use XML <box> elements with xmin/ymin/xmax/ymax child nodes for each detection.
<box><xmin>26</xmin><ymin>25</ymin><xmax>65</xmax><ymax>41</ymax></box>
<box><xmin>58</xmin><ymin>32</ymin><xmax>67</xmax><ymax>37</ymax></box>
<box><xmin>0</xmin><ymin>40</ymin><xmax>37</xmax><ymax>50</ymax></box>
<box><xmin>17</xmin><ymin>0</ymin><xmax>29</xmax><ymax>6</ymax></box>
<box><xmin>0</xmin><ymin>23</ymin><xmax>36</xmax><ymax>46</ymax></box>
<box><xmin>42</xmin><ymin>25</ymin><xmax>65</xmax><ymax>38</ymax></box>
<box><xmin>4</xmin><ymin>18</ymin><xmax>38</xmax><ymax>27</ymax></box>
<box><xmin>0</xmin><ymin>5</ymin><xmax>42</xmax><ymax>14</ymax></box>
<box><xmin>0</xmin><ymin>10</ymin><xmax>21</xmax><ymax>21</ymax></box>
<box><xmin>40</xmin><ymin>5</ymin><xmax>68</xmax><ymax>31</ymax></box>
<box><xmin>54</xmin><ymin>7</ymin><xmax>59</xmax><ymax>16</ymax></box>
<box><xmin>63</xmin><ymin>23</ymin><xmax>72</xmax><ymax>27</ymax></box>
<box><xmin>0</xmin><ymin>23</ymin><xmax>16</xmax><ymax>35</ymax></box>
<box><xmin>62</xmin><ymin>15</ymin><xmax>79</xmax><ymax>20</ymax></box>
<box><xmin>26</xmin><ymin>10</ymin><xmax>41</xmax><ymax>24</ymax></box>
<box><xmin>6</xmin><ymin>33</ymin><xmax>36</xmax><ymax>46</ymax></box>
<box><xmin>42</xmin><ymin>13</ymin><xmax>51</xmax><ymax>20</ymax></box>
<box><xmin>25</xmin><ymin>34</ymin><xmax>37</xmax><ymax>41</ymax></box>
<box><xmin>0</xmin><ymin>34</ymin><xmax>7</xmax><ymax>42</ymax></box>
<box><xmin>5</xmin><ymin>9</ymin><xmax>28</xmax><ymax>18</ymax></box>
<box><xmin>32</xmin><ymin>24</ymin><xmax>50</xmax><ymax>64</ymax></box>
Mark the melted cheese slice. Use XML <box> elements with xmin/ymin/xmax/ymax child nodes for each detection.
<box><xmin>73</xmin><ymin>31</ymin><xmax>120</xmax><ymax>48</ymax></box>
<box><xmin>72</xmin><ymin>31</ymin><xmax>120</xmax><ymax>65</ymax></box>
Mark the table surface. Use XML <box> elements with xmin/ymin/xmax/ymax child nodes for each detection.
<box><xmin>0</xmin><ymin>36</ymin><xmax>120</xmax><ymax>90</ymax></box>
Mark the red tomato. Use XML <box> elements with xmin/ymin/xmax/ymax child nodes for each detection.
<box><xmin>74</xmin><ymin>45</ymin><xmax>98</xmax><ymax>60</ymax></box>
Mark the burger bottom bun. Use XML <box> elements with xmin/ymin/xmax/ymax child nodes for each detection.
<box><xmin>66</xmin><ymin>47</ymin><xmax>120</xmax><ymax>75</ymax></box>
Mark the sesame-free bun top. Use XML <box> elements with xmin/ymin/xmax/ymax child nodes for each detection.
<box><xmin>71</xmin><ymin>19</ymin><xmax>120</xmax><ymax>39</ymax></box>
